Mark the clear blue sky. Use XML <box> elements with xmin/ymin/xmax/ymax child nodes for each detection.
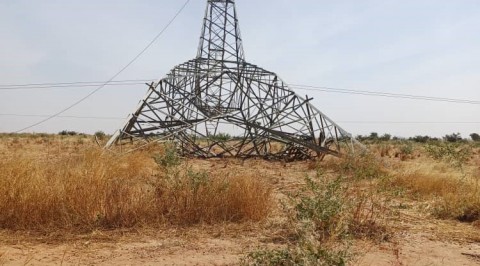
<box><xmin>1</xmin><ymin>0</ymin><xmax>479</xmax><ymax>138</ymax></box>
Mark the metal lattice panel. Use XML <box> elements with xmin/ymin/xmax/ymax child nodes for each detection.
<box><xmin>106</xmin><ymin>0</ymin><xmax>360</xmax><ymax>160</ymax></box>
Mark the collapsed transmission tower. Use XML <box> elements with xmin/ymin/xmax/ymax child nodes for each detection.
<box><xmin>106</xmin><ymin>0</ymin><xmax>360</xmax><ymax>160</ymax></box>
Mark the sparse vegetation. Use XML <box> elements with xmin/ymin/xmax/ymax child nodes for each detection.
<box><xmin>244</xmin><ymin>158</ymin><xmax>389</xmax><ymax>266</ymax></box>
<box><xmin>425</xmin><ymin>142</ymin><xmax>471</xmax><ymax>173</ymax></box>
<box><xmin>327</xmin><ymin>151</ymin><xmax>387</xmax><ymax>180</ymax></box>
<box><xmin>1</xmin><ymin>134</ymin><xmax>479</xmax><ymax>264</ymax></box>
<box><xmin>244</xmin><ymin>175</ymin><xmax>353</xmax><ymax>265</ymax></box>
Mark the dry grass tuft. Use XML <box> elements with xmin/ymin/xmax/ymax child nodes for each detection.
<box><xmin>154</xmin><ymin>168</ymin><xmax>272</xmax><ymax>225</ymax></box>
<box><xmin>323</xmin><ymin>152</ymin><xmax>388</xmax><ymax>180</ymax></box>
<box><xmin>0</xmin><ymin>148</ymin><xmax>272</xmax><ymax>231</ymax></box>
<box><xmin>391</xmin><ymin>172</ymin><xmax>464</xmax><ymax>197</ymax></box>
<box><xmin>391</xmin><ymin>171</ymin><xmax>480</xmax><ymax>222</ymax></box>
<box><xmin>0</xmin><ymin>149</ymin><xmax>155</xmax><ymax>230</ymax></box>
<box><xmin>349</xmin><ymin>185</ymin><xmax>390</xmax><ymax>242</ymax></box>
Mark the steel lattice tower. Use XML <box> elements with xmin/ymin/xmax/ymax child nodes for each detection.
<box><xmin>106</xmin><ymin>0</ymin><xmax>360</xmax><ymax>160</ymax></box>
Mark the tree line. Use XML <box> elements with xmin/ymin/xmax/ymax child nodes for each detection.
<box><xmin>356</xmin><ymin>132</ymin><xmax>480</xmax><ymax>143</ymax></box>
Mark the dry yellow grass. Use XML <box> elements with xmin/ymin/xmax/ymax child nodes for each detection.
<box><xmin>0</xmin><ymin>147</ymin><xmax>272</xmax><ymax>231</ymax></box>
<box><xmin>391</xmin><ymin>171</ymin><xmax>465</xmax><ymax>197</ymax></box>
<box><xmin>2</xmin><ymin>134</ymin><xmax>480</xmax><ymax>265</ymax></box>
<box><xmin>154</xmin><ymin>168</ymin><xmax>273</xmax><ymax>225</ymax></box>
<box><xmin>391</xmin><ymin>167</ymin><xmax>480</xmax><ymax>222</ymax></box>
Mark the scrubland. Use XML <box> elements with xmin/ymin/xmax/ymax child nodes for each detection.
<box><xmin>0</xmin><ymin>133</ymin><xmax>479</xmax><ymax>265</ymax></box>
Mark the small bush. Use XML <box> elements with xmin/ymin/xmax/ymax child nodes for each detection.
<box><xmin>94</xmin><ymin>131</ymin><xmax>106</xmax><ymax>140</ymax></box>
<box><xmin>244</xmin><ymin>172</ymin><xmax>388</xmax><ymax>266</ymax></box>
<box><xmin>294</xmin><ymin>176</ymin><xmax>349</xmax><ymax>240</ymax></box>
<box><xmin>395</xmin><ymin>142</ymin><xmax>414</xmax><ymax>161</ymax></box>
<box><xmin>153</xmin><ymin>144</ymin><xmax>181</xmax><ymax>169</ymax></box>
<box><xmin>244</xmin><ymin>245</ymin><xmax>349</xmax><ymax>266</ymax></box>
<box><xmin>399</xmin><ymin>143</ymin><xmax>413</xmax><ymax>155</ymax></box>
<box><xmin>294</xmin><ymin>174</ymin><xmax>388</xmax><ymax>241</ymax></box>
<box><xmin>330</xmin><ymin>152</ymin><xmax>387</xmax><ymax>180</ymax></box>
<box><xmin>425</xmin><ymin>142</ymin><xmax>471</xmax><ymax>173</ymax></box>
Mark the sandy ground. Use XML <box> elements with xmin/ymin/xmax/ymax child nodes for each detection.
<box><xmin>1</xmin><ymin>224</ymin><xmax>480</xmax><ymax>265</ymax></box>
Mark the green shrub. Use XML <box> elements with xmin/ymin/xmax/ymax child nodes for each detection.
<box><xmin>295</xmin><ymin>176</ymin><xmax>349</xmax><ymax>240</ymax></box>
<box><xmin>425</xmin><ymin>142</ymin><xmax>471</xmax><ymax>173</ymax></box>
<box><xmin>244</xmin><ymin>245</ymin><xmax>348</xmax><ymax>266</ymax></box>
<box><xmin>244</xmin><ymin>171</ymin><xmax>388</xmax><ymax>265</ymax></box>
<box><xmin>335</xmin><ymin>152</ymin><xmax>387</xmax><ymax>180</ymax></box>
<box><xmin>153</xmin><ymin>144</ymin><xmax>181</xmax><ymax>169</ymax></box>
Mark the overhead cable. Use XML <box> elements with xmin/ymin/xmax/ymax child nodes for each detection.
<box><xmin>13</xmin><ymin>0</ymin><xmax>191</xmax><ymax>133</ymax></box>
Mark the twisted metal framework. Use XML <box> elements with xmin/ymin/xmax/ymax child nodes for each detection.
<box><xmin>107</xmin><ymin>0</ymin><xmax>359</xmax><ymax>160</ymax></box>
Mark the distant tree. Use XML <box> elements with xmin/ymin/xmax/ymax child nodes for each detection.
<box><xmin>409</xmin><ymin>135</ymin><xmax>433</xmax><ymax>143</ymax></box>
<box><xmin>58</xmin><ymin>130</ymin><xmax>78</xmax><ymax>136</ymax></box>
<box><xmin>471</xmin><ymin>133</ymin><xmax>480</xmax><ymax>142</ymax></box>
<box><xmin>369</xmin><ymin>132</ymin><xmax>379</xmax><ymax>140</ymax></box>
<box><xmin>356</xmin><ymin>135</ymin><xmax>366</xmax><ymax>141</ymax></box>
<box><xmin>94</xmin><ymin>131</ymin><xmax>106</xmax><ymax>140</ymax></box>
<box><xmin>443</xmin><ymin>133</ymin><xmax>462</xmax><ymax>143</ymax></box>
<box><xmin>379</xmin><ymin>133</ymin><xmax>391</xmax><ymax>141</ymax></box>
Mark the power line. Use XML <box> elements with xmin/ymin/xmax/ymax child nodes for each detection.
<box><xmin>13</xmin><ymin>0</ymin><xmax>191</xmax><ymax>133</ymax></box>
<box><xmin>0</xmin><ymin>79</ymin><xmax>153</xmax><ymax>88</ymax></box>
<box><xmin>338</xmin><ymin>121</ymin><xmax>480</xmax><ymax>124</ymax></box>
<box><xmin>0</xmin><ymin>82</ymin><xmax>149</xmax><ymax>90</ymax></box>
<box><xmin>290</xmin><ymin>84</ymin><xmax>480</xmax><ymax>105</ymax></box>
<box><xmin>0</xmin><ymin>79</ymin><xmax>153</xmax><ymax>90</ymax></box>
<box><xmin>2</xmin><ymin>78</ymin><xmax>479</xmax><ymax>105</ymax></box>
<box><xmin>0</xmin><ymin>114</ymin><xmax>124</xmax><ymax>120</ymax></box>
<box><xmin>1</xmin><ymin>113</ymin><xmax>479</xmax><ymax>124</ymax></box>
